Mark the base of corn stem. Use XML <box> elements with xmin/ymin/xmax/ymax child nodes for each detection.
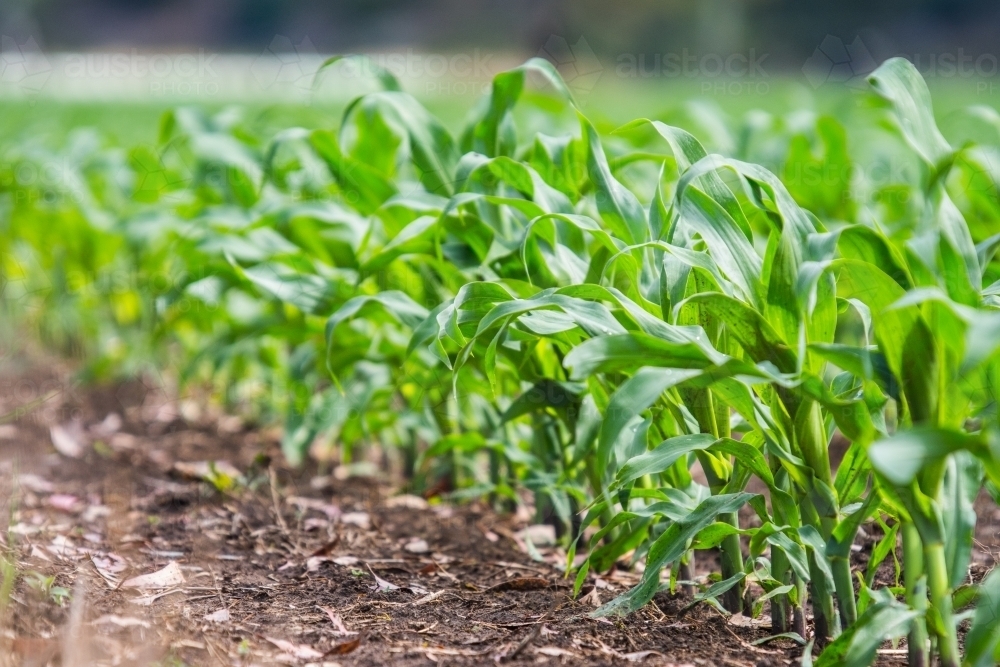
<box><xmin>925</xmin><ymin>541</ymin><xmax>959</xmax><ymax>667</ymax></box>
<box><xmin>808</xmin><ymin>551</ymin><xmax>839</xmax><ymax>644</ymax></box>
<box><xmin>679</xmin><ymin>553</ymin><xmax>695</xmax><ymax>597</ymax></box>
<box><xmin>770</xmin><ymin>548</ymin><xmax>791</xmax><ymax>633</ymax></box>
<box><xmin>718</xmin><ymin>511</ymin><xmax>745</xmax><ymax>614</ymax></box>
<box><xmin>902</xmin><ymin>522</ymin><xmax>929</xmax><ymax>667</ymax></box>
<box><xmin>831</xmin><ymin>556</ymin><xmax>857</xmax><ymax>627</ymax></box>
<box><xmin>792</xmin><ymin>575</ymin><xmax>808</xmax><ymax>639</ymax></box>
<box><xmin>792</xmin><ymin>604</ymin><xmax>806</xmax><ymax>640</ymax></box>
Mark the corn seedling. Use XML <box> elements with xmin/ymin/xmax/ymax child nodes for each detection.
<box><xmin>2</xmin><ymin>54</ymin><xmax>1000</xmax><ymax>667</ymax></box>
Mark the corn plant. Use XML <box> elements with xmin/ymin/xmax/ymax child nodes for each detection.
<box><xmin>3</xmin><ymin>52</ymin><xmax>1000</xmax><ymax>667</ymax></box>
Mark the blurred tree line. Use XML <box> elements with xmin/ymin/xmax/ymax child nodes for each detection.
<box><xmin>1</xmin><ymin>0</ymin><xmax>998</xmax><ymax>70</ymax></box>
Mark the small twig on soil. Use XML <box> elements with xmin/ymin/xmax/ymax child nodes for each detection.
<box><xmin>704</xmin><ymin>606</ymin><xmax>782</xmax><ymax>656</ymax></box>
<box><xmin>500</xmin><ymin>596</ymin><xmax>563</xmax><ymax>662</ymax></box>
<box><xmin>490</xmin><ymin>560</ymin><xmax>549</xmax><ymax>572</ymax></box>
<box><xmin>268</xmin><ymin>467</ymin><xmax>291</xmax><ymax>537</ymax></box>
<box><xmin>208</xmin><ymin>566</ymin><xmax>225</xmax><ymax>607</ymax></box>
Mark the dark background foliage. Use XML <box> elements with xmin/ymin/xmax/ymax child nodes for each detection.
<box><xmin>3</xmin><ymin>0</ymin><xmax>998</xmax><ymax>70</ymax></box>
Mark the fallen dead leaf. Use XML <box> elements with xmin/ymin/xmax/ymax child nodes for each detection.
<box><xmin>287</xmin><ymin>496</ymin><xmax>341</xmax><ymax>519</ymax></box>
<box><xmin>92</xmin><ymin>553</ymin><xmax>129</xmax><ymax>587</ymax></box>
<box><xmin>50</xmin><ymin>424</ymin><xmax>85</xmax><ymax>458</ymax></box>
<box><xmin>621</xmin><ymin>651</ymin><xmax>668</xmax><ymax>662</ymax></box>
<box><xmin>17</xmin><ymin>473</ymin><xmax>53</xmax><ymax>493</ymax></box>
<box><xmin>307</xmin><ymin>556</ymin><xmax>331</xmax><ymax>572</ymax></box>
<box><xmin>204</xmin><ymin>608</ymin><xmax>231</xmax><ymax>623</ymax></box>
<box><xmin>728</xmin><ymin>613</ymin><xmax>771</xmax><ymax>628</ymax></box>
<box><xmin>92</xmin><ymin>413</ymin><xmax>122</xmax><ymax>436</ymax></box>
<box><xmin>309</xmin><ymin>537</ymin><xmax>341</xmax><ymax>557</ymax></box>
<box><xmin>384</xmin><ymin>494</ymin><xmax>429</xmax><ymax>510</ymax></box>
<box><xmin>46</xmin><ymin>493</ymin><xmax>83</xmax><ymax>513</ymax></box>
<box><xmin>535</xmin><ymin>646</ymin><xmax>576</xmax><ymax>657</ymax></box>
<box><xmin>92</xmin><ymin>553</ymin><xmax>128</xmax><ymax>572</ymax></box>
<box><xmin>173</xmin><ymin>460</ymin><xmax>243</xmax><ymax>484</ymax></box>
<box><xmin>340</xmin><ymin>511</ymin><xmax>370</xmax><ymax>530</ymax></box>
<box><xmin>581</xmin><ymin>587</ymin><xmax>602</xmax><ymax>607</ymax></box>
<box><xmin>516</xmin><ymin>524</ymin><xmax>556</xmax><ymax>547</ymax></box>
<box><xmin>326</xmin><ymin>637</ymin><xmax>361</xmax><ymax>656</ymax></box>
<box><xmin>486</xmin><ymin>577</ymin><xmax>550</xmax><ymax>593</ymax></box>
<box><xmin>47</xmin><ymin>535</ymin><xmax>77</xmax><ymax>558</ymax></box>
<box><xmin>121</xmin><ymin>562</ymin><xmax>185</xmax><ymax>590</ymax></box>
<box><xmin>304</xmin><ymin>517</ymin><xmax>328</xmax><ymax>531</ymax></box>
<box><xmin>368</xmin><ymin>566</ymin><xmax>400</xmax><ymax>592</ymax></box>
<box><xmin>265</xmin><ymin>637</ymin><xmax>324</xmax><ymax>660</ymax></box>
<box><xmin>318</xmin><ymin>607</ymin><xmax>356</xmax><ymax>635</ymax></box>
<box><xmin>92</xmin><ymin>615</ymin><xmax>150</xmax><ymax>629</ymax></box>
<box><xmin>332</xmin><ymin>556</ymin><xmax>359</xmax><ymax>566</ymax></box>
<box><xmin>109</xmin><ymin>433</ymin><xmax>139</xmax><ymax>452</ymax></box>
<box><xmin>81</xmin><ymin>504</ymin><xmax>111</xmax><ymax>522</ymax></box>
<box><xmin>413</xmin><ymin>590</ymin><xmax>447</xmax><ymax>606</ymax></box>
<box><xmin>129</xmin><ymin>589</ymin><xmax>186</xmax><ymax>606</ymax></box>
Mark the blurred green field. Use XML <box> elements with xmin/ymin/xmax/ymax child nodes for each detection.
<box><xmin>4</xmin><ymin>74</ymin><xmax>999</xmax><ymax>148</ymax></box>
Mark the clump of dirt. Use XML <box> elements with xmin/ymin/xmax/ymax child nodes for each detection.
<box><xmin>0</xmin><ymin>352</ymin><xmax>996</xmax><ymax>667</ymax></box>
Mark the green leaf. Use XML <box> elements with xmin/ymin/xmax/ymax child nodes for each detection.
<box><xmin>678</xmin><ymin>292</ymin><xmax>796</xmax><ymax>372</ymax></box>
<box><xmin>814</xmin><ymin>594</ymin><xmax>917</xmax><ymax>667</ymax></box>
<box><xmin>869</xmin><ymin>428</ymin><xmax>982</xmax><ymax>486</ymax></box>
<box><xmin>313</xmin><ymin>54</ymin><xmax>402</xmax><ymax>93</ymax></box>
<box><xmin>461</xmin><ymin>58</ymin><xmax>573</xmax><ymax>157</ymax></box>
<box><xmin>676</xmin><ymin>186</ymin><xmax>763</xmax><ymax>309</ymax></box>
<box><xmin>868</xmin><ymin>57</ymin><xmax>952</xmax><ymax>168</ymax></box>
<box><xmin>964</xmin><ymin>568</ymin><xmax>1000</xmax><ymax>667</ymax></box>
<box><xmin>563</xmin><ymin>332</ymin><xmax>727</xmax><ymax>379</ymax></box>
<box><xmin>309</xmin><ymin>129</ymin><xmax>397</xmax><ymax>214</ymax></box>
<box><xmin>940</xmin><ymin>451</ymin><xmax>981</xmax><ymax>589</ymax></box>
<box><xmin>580</xmin><ymin>113</ymin><xmax>648</xmax><ymax>245</ymax></box>
<box><xmin>593</xmin><ymin>492</ymin><xmax>757</xmax><ymax>616</ymax></box>
<box><xmin>343</xmin><ymin>92</ymin><xmax>458</xmax><ymax>195</ymax></box>
<box><xmin>598</xmin><ymin>369</ymin><xmax>704</xmax><ymax>474</ymax></box>
<box><xmin>612</xmin><ymin>433</ymin><xmax>716</xmax><ymax>489</ymax></box>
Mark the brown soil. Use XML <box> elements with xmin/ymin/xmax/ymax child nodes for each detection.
<box><xmin>0</xmin><ymin>351</ymin><xmax>997</xmax><ymax>667</ymax></box>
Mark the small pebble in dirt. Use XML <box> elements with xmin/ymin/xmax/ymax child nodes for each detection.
<box><xmin>404</xmin><ymin>538</ymin><xmax>429</xmax><ymax>554</ymax></box>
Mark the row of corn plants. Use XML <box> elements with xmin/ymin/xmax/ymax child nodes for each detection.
<box><xmin>2</xmin><ymin>56</ymin><xmax>1000</xmax><ymax>665</ymax></box>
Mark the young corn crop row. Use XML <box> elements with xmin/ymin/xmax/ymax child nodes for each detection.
<box><xmin>2</xmin><ymin>57</ymin><xmax>1000</xmax><ymax>665</ymax></box>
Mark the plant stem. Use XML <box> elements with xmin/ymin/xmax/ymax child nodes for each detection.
<box><xmin>770</xmin><ymin>547</ymin><xmax>790</xmax><ymax>633</ymax></box>
<box><xmin>808</xmin><ymin>549</ymin><xmax>839</xmax><ymax>644</ymax></box>
<box><xmin>690</xmin><ymin>388</ymin><xmax>745</xmax><ymax>614</ymax></box>
<box><xmin>925</xmin><ymin>541</ymin><xmax>960</xmax><ymax>667</ymax></box>
<box><xmin>770</xmin><ymin>467</ymin><xmax>798</xmax><ymax>633</ymax></box>
<box><xmin>679</xmin><ymin>553</ymin><xmax>695</xmax><ymax>597</ymax></box>
<box><xmin>718</xmin><ymin>511</ymin><xmax>745</xmax><ymax>614</ymax></box>
<box><xmin>797</xmin><ymin>400</ymin><xmax>856</xmax><ymax>635</ymax></box>
<box><xmin>831</xmin><ymin>556</ymin><xmax>857</xmax><ymax>627</ymax></box>
<box><xmin>792</xmin><ymin>574</ymin><xmax>808</xmax><ymax>639</ymax></box>
<box><xmin>902</xmin><ymin>522</ymin><xmax>929</xmax><ymax>667</ymax></box>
